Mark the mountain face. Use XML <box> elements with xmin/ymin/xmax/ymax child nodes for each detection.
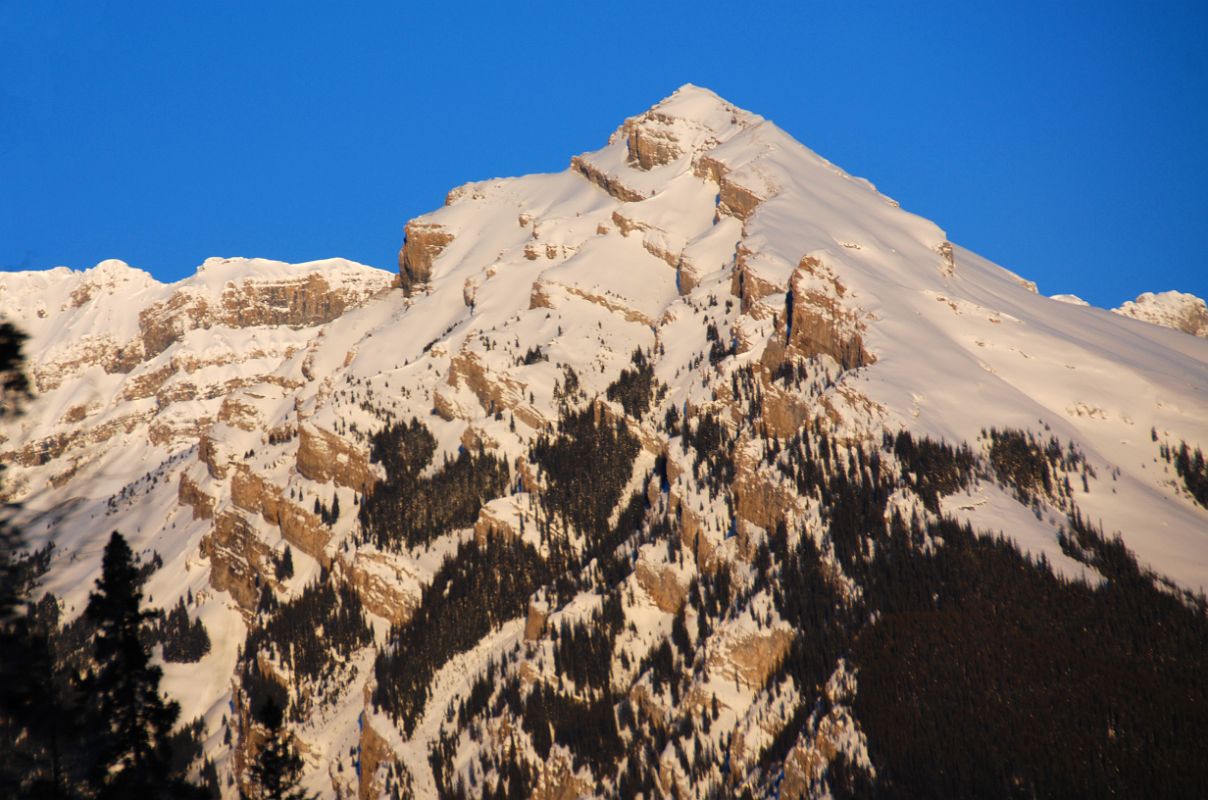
<box><xmin>3</xmin><ymin>85</ymin><xmax>1208</xmax><ymax>798</ymax></box>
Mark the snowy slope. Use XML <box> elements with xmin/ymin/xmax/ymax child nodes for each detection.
<box><xmin>3</xmin><ymin>85</ymin><xmax>1207</xmax><ymax>798</ymax></box>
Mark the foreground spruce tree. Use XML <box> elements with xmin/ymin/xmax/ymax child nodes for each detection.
<box><xmin>244</xmin><ymin>697</ymin><xmax>312</xmax><ymax>800</ymax></box>
<box><xmin>83</xmin><ymin>531</ymin><xmax>198</xmax><ymax>799</ymax></box>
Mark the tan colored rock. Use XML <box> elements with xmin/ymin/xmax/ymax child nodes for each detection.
<box><xmin>217</xmin><ymin>395</ymin><xmax>261</xmax><ymax>432</ymax></box>
<box><xmin>357</xmin><ymin>714</ymin><xmax>398</xmax><ymax>800</ymax></box>
<box><xmin>140</xmin><ymin>271</ymin><xmax>383</xmax><ymax>359</ymax></box>
<box><xmin>231</xmin><ymin>465</ymin><xmax>332</xmax><ymax>566</ymax></box>
<box><xmin>118</xmin><ymin>363</ymin><xmax>176</xmax><ymax>402</ymax></box>
<box><xmin>30</xmin><ymin>335</ymin><xmax>144</xmax><ymax>392</ymax></box>
<box><xmin>397</xmin><ymin>221</ymin><xmax>454</xmax><ymax>295</ymax></box>
<box><xmin>295</xmin><ymin>424</ymin><xmax>376</xmax><ymax>494</ymax></box>
<box><xmin>524</xmin><ymin>599</ymin><xmax>549</xmax><ymax>641</ymax></box>
<box><xmin>730</xmin><ymin>245</ymin><xmax>785</xmax><ymax>318</ymax></box>
<box><xmin>179</xmin><ymin>472</ymin><xmax>215</xmax><ymax>520</ymax></box>
<box><xmin>148</xmin><ymin>414</ymin><xmax>211</xmax><ymax>448</ymax></box>
<box><xmin>787</xmin><ymin>259</ymin><xmax>872</xmax><ymax>371</ymax></box>
<box><xmin>532</xmin><ymin>751</ymin><xmax>591</xmax><ymax>800</ymax></box>
<box><xmin>200</xmin><ymin>510</ymin><xmax>277</xmax><ymax>610</ymax></box>
<box><xmin>138</xmin><ymin>292</ymin><xmax>211</xmax><ymax>358</ymax></box>
<box><xmin>732</xmin><ymin>448</ymin><xmax>798</xmax><ymax>534</ymax></box>
<box><xmin>570</xmin><ymin>155</ymin><xmax>647</xmax><ymax>202</ymax></box>
<box><xmin>1</xmin><ymin>411</ymin><xmax>147</xmax><ymax>469</ymax></box>
<box><xmin>779</xmin><ymin>706</ymin><xmax>867</xmax><ymax>798</ymax></box>
<box><xmin>623</xmin><ymin>115</ymin><xmax>683</xmax><ymax>170</ymax></box>
<box><xmin>695</xmin><ymin>154</ymin><xmax>765</xmax><ymax>219</ymax></box>
<box><xmin>676</xmin><ymin>256</ymin><xmax>701</xmax><ymax>296</ymax></box>
<box><xmin>59</xmin><ymin>404</ymin><xmax>89</xmax><ymax>425</ymax></box>
<box><xmin>447</xmin><ymin>348</ymin><xmax>545</xmax><ymax>430</ymax></box>
<box><xmin>341</xmin><ymin>549</ymin><xmax>419</xmax><ymax>626</ymax></box>
<box><xmin>636</xmin><ymin>560</ymin><xmax>688</xmax><ymax>614</ymax></box>
<box><xmin>938</xmin><ymin>240</ymin><xmax>956</xmax><ymax>277</ymax></box>
<box><xmin>715</xmin><ymin>629</ymin><xmax>793</xmax><ymax>691</ymax></box>
<box><xmin>198</xmin><ymin>432</ymin><xmax>229</xmax><ymax>479</ymax></box>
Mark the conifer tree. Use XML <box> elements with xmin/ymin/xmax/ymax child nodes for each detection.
<box><xmin>244</xmin><ymin>697</ymin><xmax>311</xmax><ymax>800</ymax></box>
<box><xmin>0</xmin><ymin>321</ymin><xmax>83</xmax><ymax>798</ymax></box>
<box><xmin>275</xmin><ymin>546</ymin><xmax>294</xmax><ymax>581</ymax></box>
<box><xmin>83</xmin><ymin>531</ymin><xmax>197</xmax><ymax>798</ymax></box>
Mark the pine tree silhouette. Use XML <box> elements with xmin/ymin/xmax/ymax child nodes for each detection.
<box><xmin>244</xmin><ymin>697</ymin><xmax>311</xmax><ymax>800</ymax></box>
<box><xmin>83</xmin><ymin>531</ymin><xmax>198</xmax><ymax>798</ymax></box>
<box><xmin>0</xmin><ymin>320</ymin><xmax>85</xmax><ymax>798</ymax></box>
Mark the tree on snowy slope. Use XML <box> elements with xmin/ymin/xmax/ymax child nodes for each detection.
<box><xmin>242</xmin><ymin>697</ymin><xmax>311</xmax><ymax>800</ymax></box>
<box><xmin>81</xmin><ymin>531</ymin><xmax>201</xmax><ymax>799</ymax></box>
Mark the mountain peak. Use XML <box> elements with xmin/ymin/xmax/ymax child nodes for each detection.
<box><xmin>643</xmin><ymin>83</ymin><xmax>758</xmax><ymax>129</ymax></box>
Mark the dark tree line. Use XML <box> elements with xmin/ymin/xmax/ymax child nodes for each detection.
<box><xmin>605</xmin><ymin>348</ymin><xmax>656</xmax><ymax>418</ymax></box>
<box><xmin>530</xmin><ymin>404</ymin><xmax>640</xmax><ymax>543</ymax></box>
<box><xmin>372</xmin><ymin>533</ymin><xmax>551</xmax><ymax>734</ymax></box>
<box><xmin>242</xmin><ymin>574</ymin><xmax>371</xmax><ymax>720</ymax></box>
<box><xmin>360</xmin><ymin>417</ymin><xmax>510</xmax><ymax>551</ymax></box>
<box><xmin>1161</xmin><ymin>439</ymin><xmax>1208</xmax><ymax>507</ymax></box>
<box><xmin>755</xmin><ymin>421</ymin><xmax>1208</xmax><ymax>798</ymax></box>
<box><xmin>149</xmin><ymin>598</ymin><xmax>211</xmax><ymax>663</ymax></box>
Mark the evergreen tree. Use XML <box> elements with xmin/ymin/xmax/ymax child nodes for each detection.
<box><xmin>82</xmin><ymin>531</ymin><xmax>197</xmax><ymax>798</ymax></box>
<box><xmin>160</xmin><ymin>598</ymin><xmax>211</xmax><ymax>663</ymax></box>
<box><xmin>275</xmin><ymin>546</ymin><xmax>294</xmax><ymax>581</ymax></box>
<box><xmin>0</xmin><ymin>321</ymin><xmax>83</xmax><ymax>798</ymax></box>
<box><xmin>244</xmin><ymin>697</ymin><xmax>311</xmax><ymax>800</ymax></box>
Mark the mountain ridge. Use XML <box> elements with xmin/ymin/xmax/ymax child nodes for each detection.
<box><xmin>3</xmin><ymin>84</ymin><xmax>1207</xmax><ymax>799</ymax></box>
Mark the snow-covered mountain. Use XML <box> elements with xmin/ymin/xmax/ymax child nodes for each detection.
<box><xmin>4</xmin><ymin>85</ymin><xmax>1207</xmax><ymax>798</ymax></box>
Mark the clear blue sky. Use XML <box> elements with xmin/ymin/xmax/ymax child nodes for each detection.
<box><xmin>2</xmin><ymin>1</ymin><xmax>1205</xmax><ymax>308</ymax></box>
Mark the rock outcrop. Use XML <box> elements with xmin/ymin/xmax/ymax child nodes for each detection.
<box><xmin>295</xmin><ymin>424</ymin><xmax>377</xmax><ymax>494</ymax></box>
<box><xmin>1114</xmin><ymin>290</ymin><xmax>1208</xmax><ymax>338</ymax></box>
<box><xmin>397</xmin><ymin>221</ymin><xmax>454</xmax><ymax>295</ymax></box>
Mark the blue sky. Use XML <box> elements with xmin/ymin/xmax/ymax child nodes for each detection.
<box><xmin>1</xmin><ymin>1</ymin><xmax>1205</xmax><ymax>308</ymax></box>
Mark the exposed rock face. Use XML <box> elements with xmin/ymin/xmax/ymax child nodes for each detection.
<box><xmin>11</xmin><ymin>84</ymin><xmax>1208</xmax><ymax>800</ymax></box>
<box><xmin>785</xmin><ymin>256</ymin><xmax>872</xmax><ymax>370</ymax></box>
<box><xmin>199</xmin><ymin>432</ymin><xmax>230</xmax><ymax>479</ymax></box>
<box><xmin>530</xmin><ymin>753</ymin><xmax>590</xmax><ymax>800</ymax></box>
<box><xmin>695</xmin><ymin>154</ymin><xmax>764</xmax><ymax>220</ymax></box>
<box><xmin>569</xmin><ymin>155</ymin><xmax>647</xmax><ymax>202</ymax></box>
<box><xmin>397</xmin><ymin>221</ymin><xmax>454</xmax><ymax>295</ymax></box>
<box><xmin>730</xmin><ymin>245</ymin><xmax>786</xmax><ymax>317</ymax></box>
<box><xmin>717</xmin><ymin>628</ymin><xmax>793</xmax><ymax>690</ymax></box>
<box><xmin>341</xmin><ymin>549</ymin><xmax>419</xmax><ymax>626</ymax></box>
<box><xmin>201</xmin><ymin>510</ymin><xmax>278</xmax><ymax>611</ymax></box>
<box><xmin>443</xmin><ymin>348</ymin><xmax>546</xmax><ymax>429</ymax></box>
<box><xmin>635</xmin><ymin>560</ymin><xmax>688</xmax><ymax>614</ymax></box>
<box><xmin>231</xmin><ymin>465</ymin><xmax>332</xmax><ymax>566</ymax></box>
<box><xmin>524</xmin><ymin>599</ymin><xmax>549</xmax><ymax>641</ymax></box>
<box><xmin>140</xmin><ymin>269</ymin><xmax>384</xmax><ymax>358</ymax></box>
<box><xmin>357</xmin><ymin>715</ymin><xmax>397</xmax><ymax>800</ymax></box>
<box><xmin>0</xmin><ymin>257</ymin><xmax>390</xmax><ymax>504</ymax></box>
<box><xmin>1114</xmin><ymin>290</ymin><xmax>1208</xmax><ymax>338</ymax></box>
<box><xmin>295</xmin><ymin>423</ymin><xmax>377</xmax><ymax>493</ymax></box>
<box><xmin>178</xmin><ymin>472</ymin><xmax>215</xmax><ymax>520</ymax></box>
<box><xmin>623</xmin><ymin>113</ymin><xmax>684</xmax><ymax>170</ymax></box>
<box><xmin>32</xmin><ymin>335</ymin><xmax>144</xmax><ymax>392</ymax></box>
<box><xmin>2</xmin><ymin>412</ymin><xmax>147</xmax><ymax>469</ymax></box>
